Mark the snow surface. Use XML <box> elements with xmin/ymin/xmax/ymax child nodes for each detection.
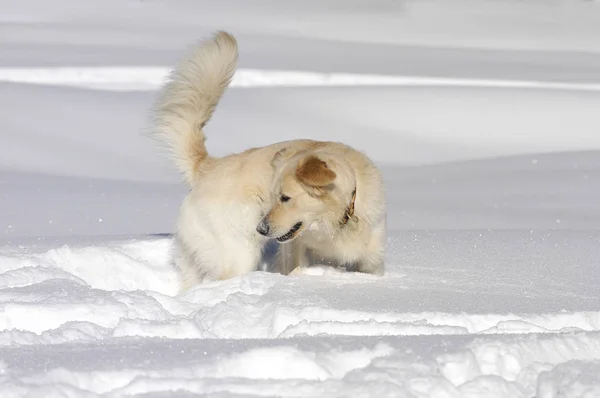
<box><xmin>2</xmin><ymin>1</ymin><xmax>600</xmax><ymax>397</ymax></box>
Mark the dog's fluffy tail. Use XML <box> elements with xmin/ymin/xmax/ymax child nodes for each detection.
<box><xmin>150</xmin><ymin>31</ymin><xmax>238</xmax><ymax>185</ymax></box>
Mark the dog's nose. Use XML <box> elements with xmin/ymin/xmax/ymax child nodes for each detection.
<box><xmin>256</xmin><ymin>220</ymin><xmax>270</xmax><ymax>236</ymax></box>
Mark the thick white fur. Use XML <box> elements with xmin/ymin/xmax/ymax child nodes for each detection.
<box><xmin>149</xmin><ymin>31</ymin><xmax>386</xmax><ymax>291</ymax></box>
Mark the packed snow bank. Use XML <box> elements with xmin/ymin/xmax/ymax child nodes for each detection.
<box><xmin>2</xmin><ymin>332</ymin><xmax>600</xmax><ymax>397</ymax></box>
<box><xmin>0</xmin><ymin>232</ymin><xmax>599</xmax><ymax>397</ymax></box>
<box><xmin>1</xmin><ymin>230</ymin><xmax>599</xmax><ymax>341</ymax></box>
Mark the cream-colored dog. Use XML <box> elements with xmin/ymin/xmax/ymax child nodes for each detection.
<box><xmin>149</xmin><ymin>31</ymin><xmax>386</xmax><ymax>290</ymax></box>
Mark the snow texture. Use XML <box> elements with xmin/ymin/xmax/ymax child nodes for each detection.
<box><xmin>1</xmin><ymin>0</ymin><xmax>600</xmax><ymax>397</ymax></box>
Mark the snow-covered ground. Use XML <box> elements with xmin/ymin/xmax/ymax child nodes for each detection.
<box><xmin>2</xmin><ymin>1</ymin><xmax>600</xmax><ymax>397</ymax></box>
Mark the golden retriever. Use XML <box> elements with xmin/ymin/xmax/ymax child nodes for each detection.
<box><xmin>149</xmin><ymin>31</ymin><xmax>386</xmax><ymax>290</ymax></box>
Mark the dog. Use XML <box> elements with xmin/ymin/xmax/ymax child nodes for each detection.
<box><xmin>149</xmin><ymin>31</ymin><xmax>386</xmax><ymax>290</ymax></box>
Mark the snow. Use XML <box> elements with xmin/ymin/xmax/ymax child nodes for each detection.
<box><xmin>1</xmin><ymin>0</ymin><xmax>600</xmax><ymax>397</ymax></box>
<box><xmin>5</xmin><ymin>66</ymin><xmax>600</xmax><ymax>92</ymax></box>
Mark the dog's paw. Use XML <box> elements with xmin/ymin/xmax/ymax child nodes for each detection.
<box><xmin>288</xmin><ymin>266</ymin><xmax>307</xmax><ymax>276</ymax></box>
<box><xmin>288</xmin><ymin>264</ymin><xmax>343</xmax><ymax>276</ymax></box>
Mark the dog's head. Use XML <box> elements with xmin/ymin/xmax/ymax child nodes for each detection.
<box><xmin>257</xmin><ymin>148</ymin><xmax>354</xmax><ymax>243</ymax></box>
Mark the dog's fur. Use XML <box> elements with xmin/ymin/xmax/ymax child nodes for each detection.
<box><xmin>149</xmin><ymin>31</ymin><xmax>386</xmax><ymax>290</ymax></box>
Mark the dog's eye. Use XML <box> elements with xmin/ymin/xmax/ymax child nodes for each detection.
<box><xmin>280</xmin><ymin>195</ymin><xmax>290</xmax><ymax>203</ymax></box>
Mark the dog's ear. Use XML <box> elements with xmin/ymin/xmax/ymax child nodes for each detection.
<box><xmin>295</xmin><ymin>155</ymin><xmax>336</xmax><ymax>188</ymax></box>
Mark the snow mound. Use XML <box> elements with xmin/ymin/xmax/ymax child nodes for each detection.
<box><xmin>0</xmin><ymin>233</ymin><xmax>599</xmax><ymax>396</ymax></box>
<box><xmin>2</xmin><ymin>66</ymin><xmax>600</xmax><ymax>92</ymax></box>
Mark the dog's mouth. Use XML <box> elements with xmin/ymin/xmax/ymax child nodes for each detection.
<box><xmin>276</xmin><ymin>222</ymin><xmax>303</xmax><ymax>242</ymax></box>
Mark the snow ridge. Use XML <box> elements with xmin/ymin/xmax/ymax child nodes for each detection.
<box><xmin>1</xmin><ymin>236</ymin><xmax>600</xmax><ymax>397</ymax></box>
<box><xmin>2</xmin><ymin>67</ymin><xmax>600</xmax><ymax>92</ymax></box>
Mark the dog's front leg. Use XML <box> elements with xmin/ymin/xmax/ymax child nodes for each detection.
<box><xmin>353</xmin><ymin>220</ymin><xmax>386</xmax><ymax>276</ymax></box>
<box><xmin>275</xmin><ymin>241</ymin><xmax>309</xmax><ymax>275</ymax></box>
<box><xmin>354</xmin><ymin>256</ymin><xmax>385</xmax><ymax>276</ymax></box>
